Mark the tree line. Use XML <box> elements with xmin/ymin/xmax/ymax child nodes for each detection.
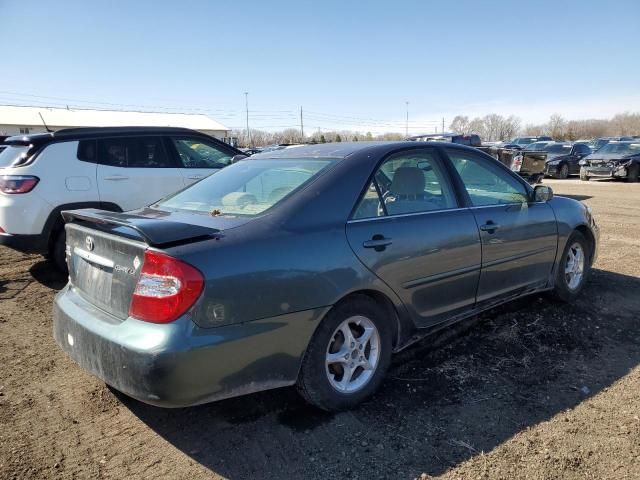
<box><xmin>232</xmin><ymin>112</ymin><xmax>640</xmax><ymax>147</ymax></box>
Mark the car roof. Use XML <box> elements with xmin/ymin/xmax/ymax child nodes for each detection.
<box><xmin>248</xmin><ymin>141</ymin><xmax>468</xmax><ymax>160</ymax></box>
<box><xmin>4</xmin><ymin>126</ymin><xmax>223</xmax><ymax>147</ymax></box>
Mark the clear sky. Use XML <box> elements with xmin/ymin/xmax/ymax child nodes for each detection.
<box><xmin>1</xmin><ymin>0</ymin><xmax>638</xmax><ymax>134</ymax></box>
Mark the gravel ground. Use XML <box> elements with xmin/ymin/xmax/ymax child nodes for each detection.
<box><xmin>0</xmin><ymin>178</ymin><xmax>638</xmax><ymax>480</ymax></box>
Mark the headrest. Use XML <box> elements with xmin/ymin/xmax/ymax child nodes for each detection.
<box><xmin>389</xmin><ymin>167</ymin><xmax>425</xmax><ymax>195</ymax></box>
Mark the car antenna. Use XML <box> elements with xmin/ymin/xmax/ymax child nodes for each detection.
<box><xmin>38</xmin><ymin>112</ymin><xmax>53</xmax><ymax>133</ymax></box>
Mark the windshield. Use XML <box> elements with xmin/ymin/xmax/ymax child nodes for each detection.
<box><xmin>156</xmin><ymin>158</ymin><xmax>335</xmax><ymax>216</ymax></box>
<box><xmin>596</xmin><ymin>143</ymin><xmax>640</xmax><ymax>156</ymax></box>
<box><xmin>544</xmin><ymin>144</ymin><xmax>573</xmax><ymax>154</ymax></box>
<box><xmin>512</xmin><ymin>137</ymin><xmax>536</xmax><ymax>145</ymax></box>
<box><xmin>0</xmin><ymin>145</ymin><xmax>31</xmax><ymax>168</ymax></box>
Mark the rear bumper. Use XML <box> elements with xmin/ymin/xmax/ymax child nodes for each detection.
<box><xmin>53</xmin><ymin>285</ymin><xmax>326</xmax><ymax>407</ymax></box>
<box><xmin>0</xmin><ymin>232</ymin><xmax>48</xmax><ymax>253</ymax></box>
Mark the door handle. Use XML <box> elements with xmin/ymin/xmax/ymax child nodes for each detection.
<box><xmin>103</xmin><ymin>175</ymin><xmax>129</xmax><ymax>181</ymax></box>
<box><xmin>479</xmin><ymin>221</ymin><xmax>501</xmax><ymax>233</ymax></box>
<box><xmin>187</xmin><ymin>174</ymin><xmax>205</xmax><ymax>180</ymax></box>
<box><xmin>363</xmin><ymin>236</ymin><xmax>393</xmax><ymax>251</ymax></box>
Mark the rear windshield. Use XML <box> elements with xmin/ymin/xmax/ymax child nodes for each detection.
<box><xmin>597</xmin><ymin>143</ymin><xmax>640</xmax><ymax>156</ymax></box>
<box><xmin>0</xmin><ymin>145</ymin><xmax>31</xmax><ymax>168</ymax></box>
<box><xmin>544</xmin><ymin>144</ymin><xmax>572</xmax><ymax>153</ymax></box>
<box><xmin>156</xmin><ymin>158</ymin><xmax>335</xmax><ymax>216</ymax></box>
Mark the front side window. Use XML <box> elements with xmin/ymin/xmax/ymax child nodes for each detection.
<box><xmin>171</xmin><ymin>137</ymin><xmax>232</xmax><ymax>169</ymax></box>
<box><xmin>156</xmin><ymin>158</ymin><xmax>334</xmax><ymax>216</ymax></box>
<box><xmin>98</xmin><ymin>137</ymin><xmax>172</xmax><ymax>168</ymax></box>
<box><xmin>446</xmin><ymin>149</ymin><xmax>529</xmax><ymax>206</ymax></box>
<box><xmin>575</xmin><ymin>144</ymin><xmax>591</xmax><ymax>155</ymax></box>
<box><xmin>77</xmin><ymin>140</ymin><xmax>97</xmax><ymax>163</ymax></box>
<box><xmin>352</xmin><ymin>149</ymin><xmax>457</xmax><ymax>219</ymax></box>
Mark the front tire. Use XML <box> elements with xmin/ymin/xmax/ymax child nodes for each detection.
<box><xmin>297</xmin><ymin>296</ymin><xmax>392</xmax><ymax>411</ymax></box>
<box><xmin>558</xmin><ymin>163</ymin><xmax>569</xmax><ymax>179</ymax></box>
<box><xmin>580</xmin><ymin>167</ymin><xmax>589</xmax><ymax>181</ymax></box>
<box><xmin>627</xmin><ymin>163</ymin><xmax>639</xmax><ymax>183</ymax></box>
<box><xmin>552</xmin><ymin>231</ymin><xmax>590</xmax><ymax>302</ymax></box>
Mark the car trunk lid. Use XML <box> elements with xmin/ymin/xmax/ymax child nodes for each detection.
<box><xmin>63</xmin><ymin>209</ymin><xmax>220</xmax><ymax>320</ymax></box>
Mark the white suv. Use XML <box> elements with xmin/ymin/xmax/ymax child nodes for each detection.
<box><xmin>0</xmin><ymin>127</ymin><xmax>244</xmax><ymax>269</ymax></box>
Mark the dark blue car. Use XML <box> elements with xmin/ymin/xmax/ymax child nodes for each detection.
<box><xmin>53</xmin><ymin>142</ymin><xmax>599</xmax><ymax>411</ymax></box>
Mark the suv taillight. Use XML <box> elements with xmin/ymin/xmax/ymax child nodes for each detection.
<box><xmin>129</xmin><ymin>251</ymin><xmax>204</xmax><ymax>323</ymax></box>
<box><xmin>0</xmin><ymin>175</ymin><xmax>39</xmax><ymax>194</ymax></box>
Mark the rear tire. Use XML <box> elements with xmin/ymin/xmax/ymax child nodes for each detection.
<box><xmin>552</xmin><ymin>231</ymin><xmax>590</xmax><ymax>303</ymax></box>
<box><xmin>580</xmin><ymin>168</ymin><xmax>589</xmax><ymax>181</ymax></box>
<box><xmin>627</xmin><ymin>163</ymin><xmax>639</xmax><ymax>183</ymax></box>
<box><xmin>297</xmin><ymin>296</ymin><xmax>392</xmax><ymax>411</ymax></box>
<box><xmin>51</xmin><ymin>229</ymin><xmax>68</xmax><ymax>274</ymax></box>
<box><xmin>558</xmin><ymin>163</ymin><xmax>569</xmax><ymax>179</ymax></box>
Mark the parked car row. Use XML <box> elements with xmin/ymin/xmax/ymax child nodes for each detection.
<box><xmin>408</xmin><ymin>133</ymin><xmax>640</xmax><ymax>182</ymax></box>
<box><xmin>408</xmin><ymin>133</ymin><xmax>548</xmax><ymax>184</ymax></box>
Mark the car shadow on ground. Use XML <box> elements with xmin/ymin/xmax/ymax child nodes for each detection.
<box><xmin>117</xmin><ymin>268</ymin><xmax>640</xmax><ymax>479</ymax></box>
<box><xmin>29</xmin><ymin>259</ymin><xmax>68</xmax><ymax>291</ymax></box>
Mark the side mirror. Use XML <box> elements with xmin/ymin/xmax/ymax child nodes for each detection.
<box><xmin>230</xmin><ymin>154</ymin><xmax>248</xmax><ymax>163</ymax></box>
<box><xmin>533</xmin><ymin>184</ymin><xmax>553</xmax><ymax>202</ymax></box>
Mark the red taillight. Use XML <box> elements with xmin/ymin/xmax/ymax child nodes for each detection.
<box><xmin>129</xmin><ymin>251</ymin><xmax>204</xmax><ymax>323</ymax></box>
<box><xmin>0</xmin><ymin>175</ymin><xmax>40</xmax><ymax>194</ymax></box>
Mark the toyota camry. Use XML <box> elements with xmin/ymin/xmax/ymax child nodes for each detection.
<box><xmin>53</xmin><ymin>142</ymin><xmax>598</xmax><ymax>411</ymax></box>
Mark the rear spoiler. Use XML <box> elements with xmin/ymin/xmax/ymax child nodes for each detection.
<box><xmin>61</xmin><ymin>209</ymin><xmax>220</xmax><ymax>247</ymax></box>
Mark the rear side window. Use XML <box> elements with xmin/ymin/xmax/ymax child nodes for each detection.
<box><xmin>98</xmin><ymin>137</ymin><xmax>173</xmax><ymax>168</ymax></box>
<box><xmin>0</xmin><ymin>145</ymin><xmax>31</xmax><ymax>168</ymax></box>
<box><xmin>170</xmin><ymin>137</ymin><xmax>232</xmax><ymax>169</ymax></box>
<box><xmin>77</xmin><ymin>140</ymin><xmax>97</xmax><ymax>163</ymax></box>
<box><xmin>352</xmin><ymin>149</ymin><xmax>457</xmax><ymax>219</ymax></box>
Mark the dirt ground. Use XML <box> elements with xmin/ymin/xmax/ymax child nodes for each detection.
<box><xmin>0</xmin><ymin>178</ymin><xmax>638</xmax><ymax>480</ymax></box>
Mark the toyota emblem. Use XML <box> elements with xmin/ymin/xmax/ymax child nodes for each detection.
<box><xmin>85</xmin><ymin>236</ymin><xmax>95</xmax><ymax>252</ymax></box>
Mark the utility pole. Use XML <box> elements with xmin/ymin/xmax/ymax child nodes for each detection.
<box><xmin>442</xmin><ymin>117</ymin><xmax>445</xmax><ymax>133</ymax></box>
<box><xmin>300</xmin><ymin>106</ymin><xmax>304</xmax><ymax>140</ymax></box>
<box><xmin>244</xmin><ymin>92</ymin><xmax>250</xmax><ymax>146</ymax></box>
<box><xmin>405</xmin><ymin>101</ymin><xmax>409</xmax><ymax>137</ymax></box>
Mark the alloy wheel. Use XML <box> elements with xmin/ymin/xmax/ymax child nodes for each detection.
<box><xmin>325</xmin><ymin>315</ymin><xmax>380</xmax><ymax>393</ymax></box>
<box><xmin>565</xmin><ymin>242</ymin><xmax>585</xmax><ymax>290</ymax></box>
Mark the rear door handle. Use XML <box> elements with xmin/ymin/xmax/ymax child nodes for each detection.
<box><xmin>363</xmin><ymin>236</ymin><xmax>393</xmax><ymax>251</ymax></box>
<box><xmin>479</xmin><ymin>222</ymin><xmax>501</xmax><ymax>233</ymax></box>
<box><xmin>103</xmin><ymin>175</ymin><xmax>129</xmax><ymax>181</ymax></box>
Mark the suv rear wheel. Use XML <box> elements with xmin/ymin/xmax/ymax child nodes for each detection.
<box><xmin>297</xmin><ymin>296</ymin><xmax>392</xmax><ymax>411</ymax></box>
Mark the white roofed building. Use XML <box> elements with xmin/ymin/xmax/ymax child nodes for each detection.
<box><xmin>0</xmin><ymin>105</ymin><xmax>230</xmax><ymax>139</ymax></box>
